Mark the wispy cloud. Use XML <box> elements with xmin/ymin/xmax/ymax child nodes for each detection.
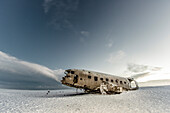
<box><xmin>0</xmin><ymin>51</ymin><xmax>64</xmax><ymax>89</ymax></box>
<box><xmin>105</xmin><ymin>29</ymin><xmax>114</xmax><ymax>48</ymax></box>
<box><xmin>43</xmin><ymin>0</ymin><xmax>79</xmax><ymax>30</ymax></box>
<box><xmin>122</xmin><ymin>63</ymin><xmax>170</xmax><ymax>83</ymax></box>
<box><xmin>127</xmin><ymin>63</ymin><xmax>161</xmax><ymax>73</ymax></box>
<box><xmin>43</xmin><ymin>0</ymin><xmax>53</xmax><ymax>14</ymax></box>
<box><xmin>43</xmin><ymin>0</ymin><xmax>90</xmax><ymax>43</ymax></box>
<box><xmin>80</xmin><ymin>31</ymin><xmax>89</xmax><ymax>37</ymax></box>
<box><xmin>107</xmin><ymin>50</ymin><xmax>126</xmax><ymax>64</ymax></box>
<box><xmin>106</xmin><ymin>40</ymin><xmax>113</xmax><ymax>48</ymax></box>
<box><xmin>79</xmin><ymin>31</ymin><xmax>90</xmax><ymax>43</ymax></box>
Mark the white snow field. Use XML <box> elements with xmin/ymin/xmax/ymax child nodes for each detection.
<box><xmin>0</xmin><ymin>84</ymin><xmax>170</xmax><ymax>113</ymax></box>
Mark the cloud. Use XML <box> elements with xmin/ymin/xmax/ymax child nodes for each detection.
<box><xmin>106</xmin><ymin>41</ymin><xmax>113</xmax><ymax>48</ymax></box>
<box><xmin>43</xmin><ymin>0</ymin><xmax>89</xmax><ymax>42</ymax></box>
<box><xmin>105</xmin><ymin>38</ymin><xmax>114</xmax><ymax>48</ymax></box>
<box><xmin>79</xmin><ymin>31</ymin><xmax>90</xmax><ymax>43</ymax></box>
<box><xmin>123</xmin><ymin>63</ymin><xmax>170</xmax><ymax>83</ymax></box>
<box><xmin>43</xmin><ymin>0</ymin><xmax>79</xmax><ymax>30</ymax></box>
<box><xmin>43</xmin><ymin>0</ymin><xmax>53</xmax><ymax>14</ymax></box>
<box><xmin>0</xmin><ymin>51</ymin><xmax>65</xmax><ymax>89</ymax></box>
<box><xmin>107</xmin><ymin>50</ymin><xmax>126</xmax><ymax>64</ymax></box>
<box><xmin>133</xmin><ymin>69</ymin><xmax>170</xmax><ymax>83</ymax></box>
<box><xmin>127</xmin><ymin>63</ymin><xmax>161</xmax><ymax>73</ymax></box>
<box><xmin>80</xmin><ymin>31</ymin><xmax>89</xmax><ymax>37</ymax></box>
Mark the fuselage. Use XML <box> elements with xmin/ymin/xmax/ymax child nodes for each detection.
<box><xmin>61</xmin><ymin>69</ymin><xmax>138</xmax><ymax>92</ymax></box>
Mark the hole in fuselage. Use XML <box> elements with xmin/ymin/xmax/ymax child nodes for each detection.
<box><xmin>73</xmin><ymin>75</ymin><xmax>78</xmax><ymax>83</ymax></box>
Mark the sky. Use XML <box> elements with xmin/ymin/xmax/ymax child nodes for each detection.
<box><xmin>0</xmin><ymin>0</ymin><xmax>170</xmax><ymax>89</ymax></box>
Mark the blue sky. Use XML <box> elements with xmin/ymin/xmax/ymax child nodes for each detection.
<box><xmin>0</xmin><ymin>0</ymin><xmax>170</xmax><ymax>89</ymax></box>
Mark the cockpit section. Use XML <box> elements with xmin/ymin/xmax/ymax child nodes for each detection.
<box><xmin>64</xmin><ymin>70</ymin><xmax>75</xmax><ymax>74</ymax></box>
<box><xmin>61</xmin><ymin>69</ymin><xmax>79</xmax><ymax>87</ymax></box>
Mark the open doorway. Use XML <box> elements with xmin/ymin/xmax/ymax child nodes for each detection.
<box><xmin>73</xmin><ymin>75</ymin><xmax>78</xmax><ymax>83</ymax></box>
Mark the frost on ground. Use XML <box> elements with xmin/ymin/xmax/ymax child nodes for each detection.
<box><xmin>0</xmin><ymin>85</ymin><xmax>170</xmax><ymax>113</ymax></box>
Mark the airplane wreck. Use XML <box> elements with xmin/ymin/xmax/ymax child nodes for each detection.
<box><xmin>61</xmin><ymin>69</ymin><xmax>139</xmax><ymax>94</ymax></box>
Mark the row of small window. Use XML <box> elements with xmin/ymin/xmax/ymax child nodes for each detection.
<box><xmin>88</xmin><ymin>75</ymin><xmax>127</xmax><ymax>84</ymax></box>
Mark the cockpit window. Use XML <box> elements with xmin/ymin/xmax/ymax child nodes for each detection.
<box><xmin>88</xmin><ymin>75</ymin><xmax>91</xmax><ymax>79</ymax></box>
<box><xmin>94</xmin><ymin>76</ymin><xmax>98</xmax><ymax>81</ymax></box>
<box><xmin>71</xmin><ymin>71</ymin><xmax>74</xmax><ymax>74</ymax></box>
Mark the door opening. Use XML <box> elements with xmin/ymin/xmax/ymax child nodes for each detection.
<box><xmin>73</xmin><ymin>75</ymin><xmax>78</xmax><ymax>83</ymax></box>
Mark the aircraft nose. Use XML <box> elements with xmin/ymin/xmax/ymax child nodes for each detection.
<box><xmin>62</xmin><ymin>77</ymin><xmax>65</xmax><ymax>80</ymax></box>
<box><xmin>61</xmin><ymin>77</ymin><xmax>65</xmax><ymax>83</ymax></box>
